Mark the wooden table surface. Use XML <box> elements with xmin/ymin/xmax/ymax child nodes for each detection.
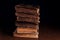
<box><xmin>0</xmin><ymin>26</ymin><xmax>60</xmax><ymax>40</ymax></box>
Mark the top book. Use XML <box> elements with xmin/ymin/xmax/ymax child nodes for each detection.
<box><xmin>15</xmin><ymin>5</ymin><xmax>40</xmax><ymax>15</ymax></box>
<box><xmin>15</xmin><ymin>4</ymin><xmax>40</xmax><ymax>10</ymax></box>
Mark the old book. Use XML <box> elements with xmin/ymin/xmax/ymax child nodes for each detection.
<box><xmin>15</xmin><ymin>8</ymin><xmax>40</xmax><ymax>15</ymax></box>
<box><xmin>15</xmin><ymin>4</ymin><xmax>40</xmax><ymax>10</ymax></box>
<box><xmin>15</xmin><ymin>22</ymin><xmax>39</xmax><ymax>29</ymax></box>
<box><xmin>16</xmin><ymin>33</ymin><xmax>39</xmax><ymax>35</ymax></box>
<box><xmin>15</xmin><ymin>28</ymin><xmax>39</xmax><ymax>34</ymax></box>
<box><xmin>15</xmin><ymin>5</ymin><xmax>40</xmax><ymax>15</ymax></box>
<box><xmin>14</xmin><ymin>31</ymin><xmax>39</xmax><ymax>38</ymax></box>
<box><xmin>16</xmin><ymin>27</ymin><xmax>38</xmax><ymax>33</ymax></box>
<box><xmin>16</xmin><ymin>17</ymin><xmax>40</xmax><ymax>24</ymax></box>
<box><xmin>15</xmin><ymin>13</ymin><xmax>40</xmax><ymax>18</ymax></box>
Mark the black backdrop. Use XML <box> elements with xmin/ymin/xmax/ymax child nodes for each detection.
<box><xmin>0</xmin><ymin>0</ymin><xmax>48</xmax><ymax>36</ymax></box>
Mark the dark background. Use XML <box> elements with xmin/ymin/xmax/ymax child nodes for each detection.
<box><xmin>0</xmin><ymin>0</ymin><xmax>59</xmax><ymax>37</ymax></box>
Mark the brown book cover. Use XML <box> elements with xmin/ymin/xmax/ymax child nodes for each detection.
<box><xmin>17</xmin><ymin>17</ymin><xmax>39</xmax><ymax>23</ymax></box>
<box><xmin>15</xmin><ymin>5</ymin><xmax>40</xmax><ymax>10</ymax></box>
<box><xmin>16</xmin><ymin>27</ymin><xmax>38</xmax><ymax>33</ymax></box>
<box><xmin>16</xmin><ymin>33</ymin><xmax>39</xmax><ymax>35</ymax></box>
<box><xmin>15</xmin><ymin>22</ymin><xmax>39</xmax><ymax>29</ymax></box>
<box><xmin>15</xmin><ymin>13</ymin><xmax>40</xmax><ymax>18</ymax></box>
<box><xmin>15</xmin><ymin>8</ymin><xmax>39</xmax><ymax>15</ymax></box>
<box><xmin>14</xmin><ymin>33</ymin><xmax>39</xmax><ymax>38</ymax></box>
<box><xmin>15</xmin><ymin>5</ymin><xmax>40</xmax><ymax>15</ymax></box>
<box><xmin>16</xmin><ymin>17</ymin><xmax>40</xmax><ymax>24</ymax></box>
<box><xmin>13</xmin><ymin>30</ymin><xmax>39</xmax><ymax>38</ymax></box>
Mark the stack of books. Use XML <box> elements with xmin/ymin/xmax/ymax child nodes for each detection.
<box><xmin>13</xmin><ymin>4</ymin><xmax>40</xmax><ymax>38</ymax></box>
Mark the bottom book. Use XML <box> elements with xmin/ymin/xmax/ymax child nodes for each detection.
<box><xmin>13</xmin><ymin>31</ymin><xmax>39</xmax><ymax>38</ymax></box>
